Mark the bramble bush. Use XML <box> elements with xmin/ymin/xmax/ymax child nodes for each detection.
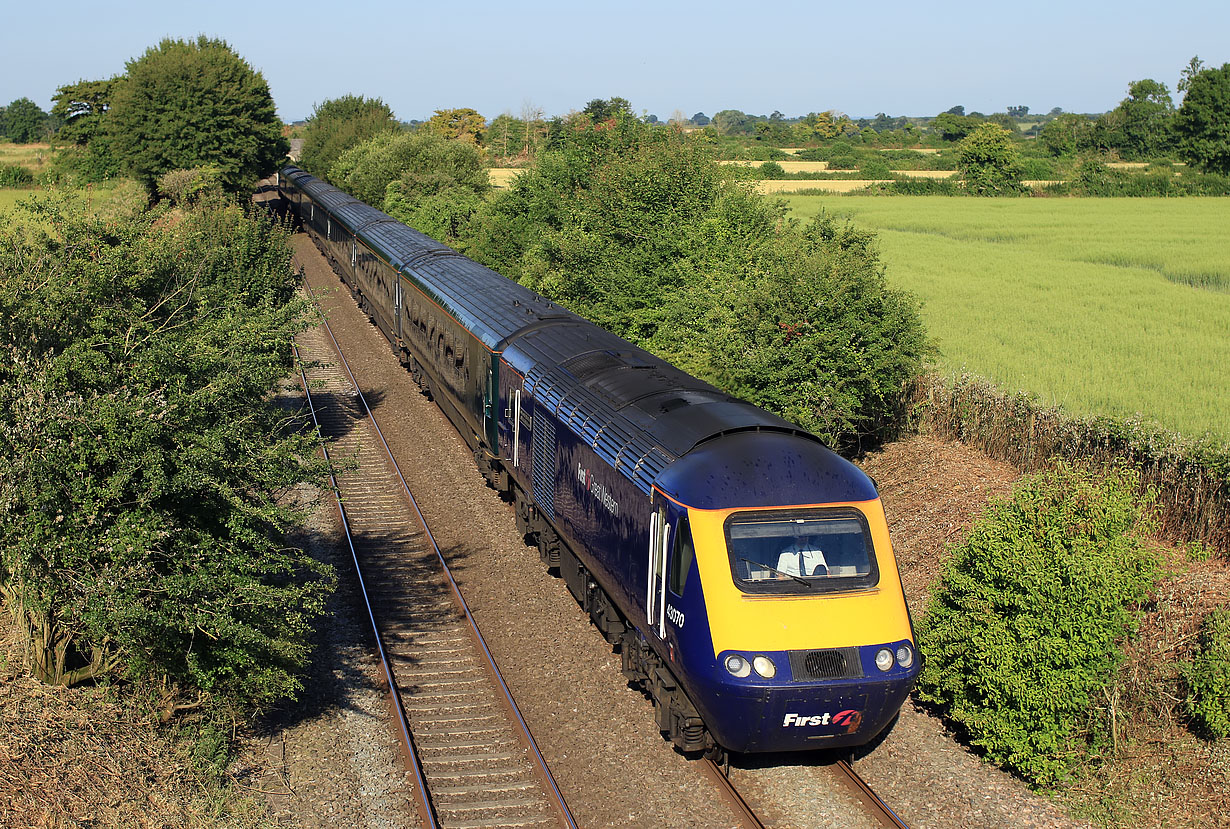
<box><xmin>0</xmin><ymin>189</ymin><xmax>334</xmax><ymax>717</ymax></box>
<box><xmin>917</xmin><ymin>462</ymin><xmax>1159</xmax><ymax>785</ymax></box>
<box><xmin>1184</xmin><ymin>607</ymin><xmax>1230</xmax><ymax>738</ymax></box>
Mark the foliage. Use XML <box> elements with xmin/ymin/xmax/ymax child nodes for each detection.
<box><xmin>957</xmin><ymin>123</ymin><xmax>1024</xmax><ymax>195</ymax></box>
<box><xmin>298</xmin><ymin>94</ymin><xmax>397</xmax><ymax>181</ymax></box>
<box><xmin>48</xmin><ymin>79</ymin><xmax>121</xmax><ymax>182</ymax></box>
<box><xmin>157</xmin><ymin>165</ymin><xmax>224</xmax><ymax>206</ymax></box>
<box><xmin>0</xmin><ymin>193</ymin><xmax>334</xmax><ymax>714</ymax></box>
<box><xmin>1101</xmin><ymin>79</ymin><xmax>1175</xmax><ymax>161</ymax></box>
<box><xmin>0</xmin><ymin>163</ymin><xmax>34</xmax><ymax>187</ymax></box>
<box><xmin>3</xmin><ymin>97</ymin><xmax>49</xmax><ymax>143</ymax></box>
<box><xmin>1039</xmin><ymin>113</ymin><xmax>1097</xmax><ymax>157</ymax></box>
<box><xmin>697</xmin><ymin>214</ymin><xmax>928</xmax><ymax>446</ymax></box>
<box><xmin>466</xmin><ymin>121</ymin><xmax>927</xmax><ymax>448</ymax></box>
<box><xmin>1183</xmin><ymin>606</ymin><xmax>1230</xmax><ymax>738</ymax></box>
<box><xmin>582</xmin><ymin>97</ymin><xmax>633</xmax><ymax>123</ymax></box>
<box><xmin>423</xmin><ymin>107</ymin><xmax>486</xmax><ymax>145</ymax></box>
<box><xmin>917</xmin><ymin>463</ymin><xmax>1159</xmax><ymax>785</ymax></box>
<box><xmin>932</xmin><ymin>111</ymin><xmax>980</xmax><ymax>141</ymax></box>
<box><xmin>329</xmin><ymin>130</ymin><xmax>489</xmax><ymax>245</ymax></box>
<box><xmin>1175</xmin><ymin>62</ymin><xmax>1230</xmax><ymax>175</ymax></box>
<box><xmin>107</xmin><ymin>37</ymin><xmax>287</xmax><ymax>196</ymax></box>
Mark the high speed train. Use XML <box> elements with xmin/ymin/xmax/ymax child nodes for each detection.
<box><xmin>278</xmin><ymin>165</ymin><xmax>921</xmax><ymax>757</ymax></box>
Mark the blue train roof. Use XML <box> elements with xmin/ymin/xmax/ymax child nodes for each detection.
<box><xmin>282</xmin><ymin>167</ymin><xmax>845</xmax><ymax>501</ymax></box>
<box><xmin>653</xmin><ymin>431</ymin><xmax>879</xmax><ymax>510</ymax></box>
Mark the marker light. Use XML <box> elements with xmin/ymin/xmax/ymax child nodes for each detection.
<box><xmin>896</xmin><ymin>644</ymin><xmax>915</xmax><ymax>669</ymax></box>
<box><xmin>752</xmin><ymin>656</ymin><xmax>777</xmax><ymax>679</ymax></box>
<box><xmin>725</xmin><ymin>654</ymin><xmax>752</xmax><ymax>678</ymax></box>
<box><xmin>875</xmin><ymin>647</ymin><xmax>894</xmax><ymax>672</ymax></box>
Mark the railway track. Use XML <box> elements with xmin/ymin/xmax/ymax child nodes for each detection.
<box><xmin>292</xmin><ymin>314</ymin><xmax>576</xmax><ymax>829</ymax></box>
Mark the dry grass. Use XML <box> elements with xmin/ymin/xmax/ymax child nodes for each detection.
<box><xmin>0</xmin><ymin>617</ymin><xmax>264</xmax><ymax>827</ymax></box>
<box><xmin>755</xmin><ymin>179</ymin><xmax>890</xmax><ymax>193</ymax></box>
<box><xmin>719</xmin><ymin>159</ymin><xmax>833</xmax><ymax>172</ymax></box>
<box><xmin>487</xmin><ymin>168</ymin><xmax>523</xmax><ymax>188</ymax></box>
<box><xmin>0</xmin><ymin>141</ymin><xmax>53</xmax><ymax>173</ymax></box>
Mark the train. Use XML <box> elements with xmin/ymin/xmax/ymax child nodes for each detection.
<box><xmin>277</xmin><ymin>165</ymin><xmax>921</xmax><ymax>757</ymax></box>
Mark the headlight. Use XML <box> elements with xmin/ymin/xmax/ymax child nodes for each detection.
<box><xmin>724</xmin><ymin>654</ymin><xmax>751</xmax><ymax>678</ymax></box>
<box><xmin>896</xmin><ymin>644</ymin><xmax>915</xmax><ymax>669</ymax></box>
<box><xmin>875</xmin><ymin>647</ymin><xmax>894</xmax><ymax>672</ymax></box>
<box><xmin>752</xmin><ymin>655</ymin><xmax>776</xmax><ymax>679</ymax></box>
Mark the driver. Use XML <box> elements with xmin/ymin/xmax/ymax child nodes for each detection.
<box><xmin>776</xmin><ymin>534</ymin><xmax>827</xmax><ymax>577</ymax></box>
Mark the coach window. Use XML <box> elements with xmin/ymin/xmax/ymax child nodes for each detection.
<box><xmin>669</xmin><ymin>516</ymin><xmax>695</xmax><ymax>595</ymax></box>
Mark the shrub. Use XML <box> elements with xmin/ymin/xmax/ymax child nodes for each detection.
<box><xmin>0</xmin><ymin>194</ymin><xmax>334</xmax><ymax>715</ymax></box>
<box><xmin>1184</xmin><ymin>607</ymin><xmax>1230</xmax><ymax>738</ymax></box>
<box><xmin>917</xmin><ymin>462</ymin><xmax>1159</xmax><ymax>785</ymax></box>
<box><xmin>759</xmin><ymin>160</ymin><xmax>786</xmax><ymax>179</ymax></box>
<box><xmin>0</xmin><ymin>163</ymin><xmax>33</xmax><ymax>187</ymax></box>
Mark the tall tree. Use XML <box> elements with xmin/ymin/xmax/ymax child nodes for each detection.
<box><xmin>107</xmin><ymin>36</ymin><xmax>287</xmax><ymax>195</ymax></box>
<box><xmin>423</xmin><ymin>107</ymin><xmax>486</xmax><ymax>144</ymax></box>
<box><xmin>957</xmin><ymin>123</ymin><xmax>1024</xmax><ymax>195</ymax></box>
<box><xmin>1174</xmin><ymin>62</ymin><xmax>1230</xmax><ymax>174</ymax></box>
<box><xmin>1104</xmin><ymin>79</ymin><xmax>1175</xmax><ymax>159</ymax></box>
<box><xmin>299</xmin><ymin>94</ymin><xmax>397</xmax><ymax>180</ymax></box>
<box><xmin>3</xmin><ymin>97</ymin><xmax>49</xmax><ymax>143</ymax></box>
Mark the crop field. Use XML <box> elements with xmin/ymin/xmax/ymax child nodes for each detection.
<box><xmin>0</xmin><ymin>141</ymin><xmax>52</xmax><ymax>174</ymax></box>
<box><xmin>785</xmin><ymin>195</ymin><xmax>1230</xmax><ymax>441</ymax></box>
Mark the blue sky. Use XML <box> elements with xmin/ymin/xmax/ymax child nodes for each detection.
<box><xmin>3</xmin><ymin>0</ymin><xmax>1225</xmax><ymax>123</ymax></box>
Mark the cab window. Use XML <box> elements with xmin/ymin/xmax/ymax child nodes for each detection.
<box><xmin>668</xmin><ymin>517</ymin><xmax>695</xmax><ymax>595</ymax></box>
<box><xmin>725</xmin><ymin>508</ymin><xmax>878</xmax><ymax>594</ymax></box>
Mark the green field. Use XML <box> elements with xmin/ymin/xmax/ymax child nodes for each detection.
<box><xmin>785</xmin><ymin>195</ymin><xmax>1230</xmax><ymax>441</ymax></box>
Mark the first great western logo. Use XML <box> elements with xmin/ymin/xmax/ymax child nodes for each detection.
<box><xmin>576</xmin><ymin>463</ymin><xmax>620</xmax><ymax>517</ymax></box>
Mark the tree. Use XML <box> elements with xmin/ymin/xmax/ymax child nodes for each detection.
<box><xmin>957</xmin><ymin>123</ymin><xmax>1024</xmax><ymax>195</ymax></box>
<box><xmin>424</xmin><ymin>107</ymin><xmax>486</xmax><ymax>144</ymax></box>
<box><xmin>945</xmin><ymin>105</ymin><xmax>966</xmax><ymax>116</ymax></box>
<box><xmin>3</xmin><ymin>97</ymin><xmax>48</xmax><ymax>143</ymax></box>
<box><xmin>299</xmin><ymin>94</ymin><xmax>397</xmax><ymax>180</ymax></box>
<box><xmin>330</xmin><ymin>130</ymin><xmax>489</xmax><ymax>244</ymax></box>
<box><xmin>582</xmin><ymin>97</ymin><xmax>633</xmax><ymax>123</ymax></box>
<box><xmin>49</xmin><ymin>79</ymin><xmax>121</xmax><ymax>181</ymax></box>
<box><xmin>107</xmin><ymin>37</ymin><xmax>287</xmax><ymax>195</ymax></box>
<box><xmin>690</xmin><ymin>112</ymin><xmax>710</xmax><ymax>126</ymax></box>
<box><xmin>1103</xmin><ymin>78</ymin><xmax>1174</xmax><ymax>159</ymax></box>
<box><xmin>1006</xmin><ymin>105</ymin><xmax>1030</xmax><ymax>119</ymax></box>
<box><xmin>1039</xmin><ymin>112</ymin><xmax>1095</xmax><ymax>156</ymax></box>
<box><xmin>932</xmin><ymin>111</ymin><xmax>978</xmax><ymax>141</ymax></box>
<box><xmin>1174</xmin><ymin>62</ymin><xmax>1230</xmax><ymax>174</ymax></box>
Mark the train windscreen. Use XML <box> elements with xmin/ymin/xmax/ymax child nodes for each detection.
<box><xmin>725</xmin><ymin>508</ymin><xmax>879</xmax><ymax>593</ymax></box>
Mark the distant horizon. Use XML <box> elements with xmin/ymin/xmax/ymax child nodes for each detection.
<box><xmin>2</xmin><ymin>0</ymin><xmax>1224</xmax><ymax>129</ymax></box>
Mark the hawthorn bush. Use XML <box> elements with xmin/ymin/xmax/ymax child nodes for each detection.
<box><xmin>916</xmin><ymin>462</ymin><xmax>1159</xmax><ymax>784</ymax></box>
<box><xmin>0</xmin><ymin>190</ymin><xmax>334</xmax><ymax>716</ymax></box>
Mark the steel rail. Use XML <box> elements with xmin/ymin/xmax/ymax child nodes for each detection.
<box><xmin>293</xmin><ymin>341</ymin><xmax>440</xmax><ymax>829</ymax></box>
<box><xmin>300</xmin><ymin>277</ymin><xmax>579</xmax><ymax>829</ymax></box>
<box><xmin>834</xmin><ymin>759</ymin><xmax>911</xmax><ymax>829</ymax></box>
<box><xmin>700</xmin><ymin>758</ymin><xmax>766</xmax><ymax>829</ymax></box>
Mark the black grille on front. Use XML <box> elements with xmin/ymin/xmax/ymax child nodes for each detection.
<box><xmin>789</xmin><ymin>647</ymin><xmax>864</xmax><ymax>681</ymax></box>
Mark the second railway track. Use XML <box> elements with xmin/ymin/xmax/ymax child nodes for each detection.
<box><xmin>294</xmin><ymin>318</ymin><xmax>575</xmax><ymax>829</ymax></box>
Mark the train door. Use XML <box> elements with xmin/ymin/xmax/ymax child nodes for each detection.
<box><xmin>500</xmin><ymin>371</ymin><xmax>530</xmax><ymax>480</ymax></box>
<box><xmin>646</xmin><ymin>503</ymin><xmax>671</xmax><ymax>640</ymax></box>
<box><xmin>393</xmin><ymin>277</ymin><xmax>403</xmax><ymax>342</ymax></box>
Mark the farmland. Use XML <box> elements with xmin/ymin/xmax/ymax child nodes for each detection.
<box><xmin>785</xmin><ymin>195</ymin><xmax>1230</xmax><ymax>441</ymax></box>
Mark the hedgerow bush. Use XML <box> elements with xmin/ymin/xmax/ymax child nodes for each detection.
<box><xmin>917</xmin><ymin>462</ymin><xmax>1159</xmax><ymax>785</ymax></box>
<box><xmin>0</xmin><ymin>192</ymin><xmax>334</xmax><ymax>716</ymax></box>
<box><xmin>1184</xmin><ymin>607</ymin><xmax>1230</xmax><ymax>738</ymax></box>
<box><xmin>0</xmin><ymin>162</ymin><xmax>33</xmax><ymax>187</ymax></box>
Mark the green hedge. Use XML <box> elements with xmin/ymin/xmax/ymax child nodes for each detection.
<box><xmin>1184</xmin><ymin>607</ymin><xmax>1230</xmax><ymax>738</ymax></box>
<box><xmin>917</xmin><ymin>463</ymin><xmax>1159</xmax><ymax>784</ymax></box>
